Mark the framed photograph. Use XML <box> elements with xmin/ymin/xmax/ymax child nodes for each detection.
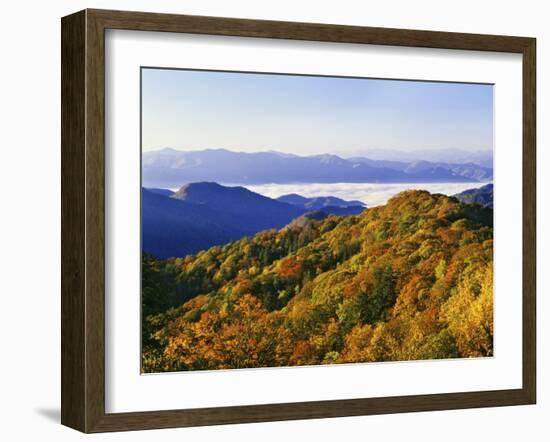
<box><xmin>61</xmin><ymin>9</ymin><xmax>536</xmax><ymax>433</ymax></box>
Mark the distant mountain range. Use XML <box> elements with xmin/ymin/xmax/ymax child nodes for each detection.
<box><xmin>142</xmin><ymin>148</ymin><xmax>493</xmax><ymax>188</ymax></box>
<box><xmin>276</xmin><ymin>194</ymin><xmax>365</xmax><ymax>211</ymax></box>
<box><xmin>454</xmin><ymin>184</ymin><xmax>493</xmax><ymax>208</ymax></box>
<box><xmin>142</xmin><ymin>182</ymin><xmax>365</xmax><ymax>258</ymax></box>
<box><xmin>350</xmin><ymin>158</ymin><xmax>493</xmax><ymax>182</ymax></box>
<box><xmin>343</xmin><ymin>148</ymin><xmax>493</xmax><ymax>168</ymax></box>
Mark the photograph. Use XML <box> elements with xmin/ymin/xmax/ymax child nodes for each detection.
<box><xmin>51</xmin><ymin>4</ymin><xmax>541</xmax><ymax>435</ymax></box>
<box><xmin>140</xmin><ymin>68</ymin><xmax>495</xmax><ymax>373</ymax></box>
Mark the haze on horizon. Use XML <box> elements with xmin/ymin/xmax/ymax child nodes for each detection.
<box><xmin>142</xmin><ymin>68</ymin><xmax>494</xmax><ymax>156</ymax></box>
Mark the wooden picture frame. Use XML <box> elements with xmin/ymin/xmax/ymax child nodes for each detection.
<box><xmin>61</xmin><ymin>8</ymin><xmax>536</xmax><ymax>433</ymax></box>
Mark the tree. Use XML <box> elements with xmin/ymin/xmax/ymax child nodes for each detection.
<box><xmin>361</xmin><ymin>265</ymin><xmax>397</xmax><ymax>324</ymax></box>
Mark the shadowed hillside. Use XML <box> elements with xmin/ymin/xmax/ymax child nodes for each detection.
<box><xmin>454</xmin><ymin>183</ymin><xmax>493</xmax><ymax>208</ymax></box>
<box><xmin>143</xmin><ymin>182</ymin><xmax>365</xmax><ymax>258</ymax></box>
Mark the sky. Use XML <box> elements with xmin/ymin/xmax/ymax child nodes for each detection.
<box><xmin>141</xmin><ymin>68</ymin><xmax>493</xmax><ymax>156</ymax></box>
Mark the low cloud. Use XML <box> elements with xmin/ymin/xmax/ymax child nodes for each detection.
<box><xmin>247</xmin><ymin>182</ymin><xmax>488</xmax><ymax>207</ymax></box>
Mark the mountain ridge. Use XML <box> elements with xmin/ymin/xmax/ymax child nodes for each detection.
<box><xmin>454</xmin><ymin>183</ymin><xmax>493</xmax><ymax>208</ymax></box>
<box><xmin>276</xmin><ymin>193</ymin><xmax>366</xmax><ymax>210</ymax></box>
<box><xmin>142</xmin><ymin>148</ymin><xmax>493</xmax><ymax>188</ymax></box>
<box><xmin>143</xmin><ymin>182</ymin><xmax>366</xmax><ymax>258</ymax></box>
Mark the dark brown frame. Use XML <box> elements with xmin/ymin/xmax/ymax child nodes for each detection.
<box><xmin>61</xmin><ymin>8</ymin><xmax>536</xmax><ymax>433</ymax></box>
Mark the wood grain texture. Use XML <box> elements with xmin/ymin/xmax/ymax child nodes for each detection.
<box><xmin>61</xmin><ymin>8</ymin><xmax>537</xmax><ymax>433</ymax></box>
<box><xmin>89</xmin><ymin>8</ymin><xmax>532</xmax><ymax>52</ymax></box>
<box><xmin>90</xmin><ymin>389</ymin><xmax>531</xmax><ymax>433</ymax></box>
<box><xmin>84</xmin><ymin>9</ymin><xmax>107</xmax><ymax>433</ymax></box>
<box><xmin>61</xmin><ymin>10</ymin><xmax>86</xmax><ymax>432</ymax></box>
<box><xmin>522</xmin><ymin>38</ymin><xmax>537</xmax><ymax>404</ymax></box>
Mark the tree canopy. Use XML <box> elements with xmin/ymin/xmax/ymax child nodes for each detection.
<box><xmin>142</xmin><ymin>190</ymin><xmax>493</xmax><ymax>372</ymax></box>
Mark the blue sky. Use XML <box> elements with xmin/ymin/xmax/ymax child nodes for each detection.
<box><xmin>141</xmin><ymin>68</ymin><xmax>493</xmax><ymax>156</ymax></box>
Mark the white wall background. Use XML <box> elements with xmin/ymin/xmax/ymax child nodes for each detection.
<box><xmin>0</xmin><ymin>0</ymin><xmax>546</xmax><ymax>440</ymax></box>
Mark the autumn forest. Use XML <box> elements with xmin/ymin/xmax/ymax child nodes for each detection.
<box><xmin>142</xmin><ymin>190</ymin><xmax>493</xmax><ymax>372</ymax></box>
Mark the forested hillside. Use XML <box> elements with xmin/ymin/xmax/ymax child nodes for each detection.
<box><xmin>142</xmin><ymin>190</ymin><xmax>493</xmax><ymax>372</ymax></box>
